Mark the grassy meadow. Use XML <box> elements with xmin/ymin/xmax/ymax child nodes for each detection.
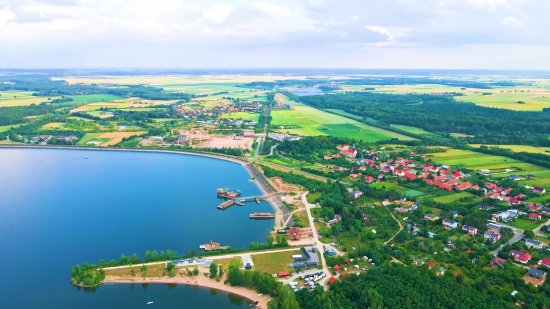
<box><xmin>0</xmin><ymin>91</ymin><xmax>58</xmax><ymax>106</ymax></box>
<box><xmin>251</xmin><ymin>250</ymin><xmax>302</xmax><ymax>274</ymax></box>
<box><xmin>433</xmin><ymin>192</ymin><xmax>475</xmax><ymax>203</ymax></box>
<box><xmin>224</xmin><ymin>112</ymin><xmax>260</xmax><ymax>122</ymax></box>
<box><xmin>270</xmin><ymin>95</ymin><xmax>414</xmax><ymax>142</ymax></box>
<box><xmin>0</xmin><ymin>123</ymin><xmax>25</xmax><ymax>133</ymax></box>
<box><xmin>469</xmin><ymin>144</ymin><xmax>550</xmax><ymax>155</ymax></box>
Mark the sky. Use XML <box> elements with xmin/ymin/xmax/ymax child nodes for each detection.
<box><xmin>0</xmin><ymin>0</ymin><xmax>549</xmax><ymax>69</ymax></box>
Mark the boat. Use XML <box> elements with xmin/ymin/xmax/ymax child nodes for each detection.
<box><xmin>250</xmin><ymin>213</ymin><xmax>275</xmax><ymax>219</ymax></box>
<box><xmin>147</xmin><ymin>296</ymin><xmax>153</xmax><ymax>305</ymax></box>
<box><xmin>199</xmin><ymin>241</ymin><xmax>229</xmax><ymax>251</ymax></box>
<box><xmin>217</xmin><ymin>188</ymin><xmax>241</xmax><ymax>199</ymax></box>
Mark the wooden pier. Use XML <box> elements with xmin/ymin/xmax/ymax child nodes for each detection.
<box><xmin>216</xmin><ymin>192</ymin><xmax>279</xmax><ymax>210</ymax></box>
<box><xmin>250</xmin><ymin>213</ymin><xmax>275</xmax><ymax>219</ymax></box>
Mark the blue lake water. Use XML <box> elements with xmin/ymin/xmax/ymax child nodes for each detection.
<box><xmin>0</xmin><ymin>148</ymin><xmax>273</xmax><ymax>308</ymax></box>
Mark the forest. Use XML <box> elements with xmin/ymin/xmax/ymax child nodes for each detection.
<box><xmin>296</xmin><ymin>92</ymin><xmax>550</xmax><ymax>146</ymax></box>
<box><xmin>0</xmin><ymin>104</ymin><xmax>58</xmax><ymax>126</ymax></box>
<box><xmin>295</xmin><ymin>265</ymin><xmax>514</xmax><ymax>309</ymax></box>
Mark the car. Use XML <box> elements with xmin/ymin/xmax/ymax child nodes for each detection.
<box><xmin>354</xmin><ymin>265</ymin><xmax>359</xmax><ymax>269</ymax></box>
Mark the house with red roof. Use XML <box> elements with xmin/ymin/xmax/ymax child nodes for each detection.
<box><xmin>471</xmin><ymin>185</ymin><xmax>480</xmax><ymax>190</ymax></box>
<box><xmin>529</xmin><ymin>213</ymin><xmax>542</xmax><ymax>220</ymax></box>
<box><xmin>533</xmin><ymin>187</ymin><xmax>546</xmax><ymax>194</ymax></box>
<box><xmin>508</xmin><ymin>198</ymin><xmax>522</xmax><ymax>205</ymax></box>
<box><xmin>527</xmin><ymin>204</ymin><xmax>539</xmax><ymax>211</ymax></box>
<box><xmin>365</xmin><ymin>176</ymin><xmax>374</xmax><ymax>183</ymax></box>
<box><xmin>378</xmin><ymin>174</ymin><xmax>385</xmax><ymax>180</ymax></box>
<box><xmin>328</xmin><ymin>276</ymin><xmax>336</xmax><ymax>284</ymax></box>
<box><xmin>435</xmin><ymin>182</ymin><xmax>453</xmax><ymax>191</ymax></box>
<box><xmin>515</xmin><ymin>193</ymin><xmax>526</xmax><ymax>199</ymax></box>
<box><xmin>404</xmin><ymin>173</ymin><xmax>417</xmax><ymax>181</ymax></box>
<box><xmin>456</xmin><ymin>181</ymin><xmax>472</xmax><ymax>190</ymax></box>
<box><xmin>427</xmin><ymin>261</ymin><xmax>434</xmax><ymax>269</ymax></box>
<box><xmin>539</xmin><ymin>258</ymin><xmax>550</xmax><ymax>268</ymax></box>
<box><xmin>358</xmin><ymin>166</ymin><xmax>367</xmax><ymax>171</ymax></box>
<box><xmin>278</xmin><ymin>271</ymin><xmax>289</xmax><ymax>277</ymax></box>
<box><xmin>510</xmin><ymin>250</ymin><xmax>532</xmax><ymax>264</ymax></box>
<box><xmin>333</xmin><ymin>265</ymin><xmax>341</xmax><ymax>271</ymax></box>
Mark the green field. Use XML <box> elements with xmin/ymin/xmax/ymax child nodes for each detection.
<box><xmin>77</xmin><ymin>133</ymin><xmax>105</xmax><ymax>145</ymax></box>
<box><xmin>338</xmin><ymin>83</ymin><xmax>550</xmax><ymax>111</ymax></box>
<box><xmin>433</xmin><ymin>192</ymin><xmax>475</xmax><ymax>203</ymax></box>
<box><xmin>325</xmin><ymin>109</ymin><xmax>365</xmax><ymax>120</ymax></box>
<box><xmin>251</xmin><ymin>250</ymin><xmax>302</xmax><ymax>274</ymax></box>
<box><xmin>0</xmin><ymin>123</ymin><xmax>25</xmax><ymax>133</ymax></box>
<box><xmin>403</xmin><ymin>189</ymin><xmax>427</xmax><ymax>197</ymax></box>
<box><xmin>270</xmin><ymin>98</ymin><xmax>414</xmax><ymax>142</ymax></box>
<box><xmin>469</xmin><ymin>144</ymin><xmax>550</xmax><ymax>155</ymax></box>
<box><xmin>307</xmin><ymin>192</ymin><xmax>322</xmax><ymax>204</ymax></box>
<box><xmin>508</xmin><ymin>218</ymin><xmax>542</xmax><ymax>231</ymax></box>
<box><xmin>429</xmin><ymin>149</ymin><xmax>522</xmax><ymax>170</ymax></box>
<box><xmin>68</xmin><ymin>94</ymin><xmax>123</xmax><ymax>104</ymax></box>
<box><xmin>0</xmin><ymin>91</ymin><xmax>58</xmax><ymax>106</ymax></box>
<box><xmin>224</xmin><ymin>112</ymin><xmax>260</xmax><ymax>122</ymax></box>
<box><xmin>390</xmin><ymin>124</ymin><xmax>436</xmax><ymax>135</ymax></box>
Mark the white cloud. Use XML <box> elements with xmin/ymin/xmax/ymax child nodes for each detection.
<box><xmin>468</xmin><ymin>0</ymin><xmax>507</xmax><ymax>6</ymax></box>
<box><xmin>202</xmin><ymin>4</ymin><xmax>233</xmax><ymax>24</ymax></box>
<box><xmin>252</xmin><ymin>2</ymin><xmax>290</xmax><ymax>19</ymax></box>
<box><xmin>366</xmin><ymin>25</ymin><xmax>393</xmax><ymax>42</ymax></box>
<box><xmin>501</xmin><ymin>16</ymin><xmax>520</xmax><ymax>26</ymax></box>
<box><xmin>352</xmin><ymin>15</ymin><xmax>358</xmax><ymax>21</ymax></box>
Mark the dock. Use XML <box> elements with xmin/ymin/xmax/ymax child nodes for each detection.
<box><xmin>250</xmin><ymin>213</ymin><xmax>275</xmax><ymax>219</ymax></box>
<box><xmin>216</xmin><ymin>190</ymin><xmax>278</xmax><ymax>210</ymax></box>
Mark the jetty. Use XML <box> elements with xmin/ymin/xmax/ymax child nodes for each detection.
<box><xmin>250</xmin><ymin>213</ymin><xmax>275</xmax><ymax>219</ymax></box>
<box><xmin>200</xmin><ymin>241</ymin><xmax>229</xmax><ymax>251</ymax></box>
<box><xmin>216</xmin><ymin>190</ymin><xmax>279</xmax><ymax>210</ymax></box>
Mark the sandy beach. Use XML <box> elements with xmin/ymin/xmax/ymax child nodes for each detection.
<box><xmin>103</xmin><ymin>271</ymin><xmax>271</xmax><ymax>308</ymax></box>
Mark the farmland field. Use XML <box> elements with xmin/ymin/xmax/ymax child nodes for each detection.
<box><xmin>224</xmin><ymin>112</ymin><xmax>260</xmax><ymax>122</ymax></box>
<box><xmin>0</xmin><ymin>91</ymin><xmax>58</xmax><ymax>106</ymax></box>
<box><xmin>433</xmin><ymin>192</ymin><xmax>475</xmax><ymax>203</ymax></box>
<box><xmin>0</xmin><ymin>123</ymin><xmax>25</xmax><ymax>133</ymax></box>
<box><xmin>403</xmin><ymin>189</ymin><xmax>427</xmax><ymax>197</ymax></box>
<box><xmin>469</xmin><ymin>144</ymin><xmax>550</xmax><ymax>155</ymax></box>
<box><xmin>270</xmin><ymin>97</ymin><xmax>414</xmax><ymax>142</ymax></box>
<box><xmin>39</xmin><ymin>122</ymin><xmax>66</xmax><ymax>130</ymax></box>
<box><xmin>390</xmin><ymin>124</ymin><xmax>436</xmax><ymax>135</ymax></box>
<box><xmin>77</xmin><ymin>133</ymin><xmax>104</xmax><ymax>145</ymax></box>
<box><xmin>68</xmin><ymin>94</ymin><xmax>123</xmax><ymax>104</ymax></box>
<box><xmin>97</xmin><ymin>132</ymin><xmax>146</xmax><ymax>146</ymax></box>
<box><xmin>338</xmin><ymin>83</ymin><xmax>550</xmax><ymax>111</ymax></box>
<box><xmin>429</xmin><ymin>149</ymin><xmax>521</xmax><ymax>170</ymax></box>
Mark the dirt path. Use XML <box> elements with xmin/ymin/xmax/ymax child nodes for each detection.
<box><xmin>383</xmin><ymin>204</ymin><xmax>404</xmax><ymax>245</ymax></box>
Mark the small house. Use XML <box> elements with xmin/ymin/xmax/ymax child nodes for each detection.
<box><xmin>533</xmin><ymin>187</ymin><xmax>546</xmax><ymax>194</ymax></box>
<box><xmin>526</xmin><ymin>238</ymin><xmax>543</xmax><ymax>249</ymax></box>
<box><xmin>510</xmin><ymin>250</ymin><xmax>532</xmax><ymax>264</ymax></box>
<box><xmin>490</xmin><ymin>257</ymin><xmax>506</xmax><ymax>267</ymax></box>
<box><xmin>424</xmin><ymin>214</ymin><xmax>439</xmax><ymax>221</ymax></box>
<box><xmin>462</xmin><ymin>225</ymin><xmax>478</xmax><ymax>235</ymax></box>
<box><xmin>427</xmin><ymin>261</ymin><xmax>434</xmax><ymax>269</ymax></box>
<box><xmin>528</xmin><ymin>268</ymin><xmax>546</xmax><ymax>280</ymax></box>
<box><xmin>509</xmin><ymin>174</ymin><xmax>521</xmax><ymax>181</ymax></box>
<box><xmin>538</xmin><ymin>258</ymin><xmax>550</xmax><ymax>268</ymax></box>
<box><xmin>484</xmin><ymin>231</ymin><xmax>501</xmax><ymax>243</ymax></box>
<box><xmin>365</xmin><ymin>176</ymin><xmax>374</xmax><ymax>183</ymax></box>
<box><xmin>529</xmin><ymin>213</ymin><xmax>542</xmax><ymax>221</ymax></box>
<box><xmin>333</xmin><ymin>265</ymin><xmax>341</xmax><ymax>271</ymax></box>
<box><xmin>442</xmin><ymin>219</ymin><xmax>458</xmax><ymax>229</ymax></box>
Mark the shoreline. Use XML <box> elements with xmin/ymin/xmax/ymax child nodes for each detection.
<box><xmin>0</xmin><ymin>144</ymin><xmax>281</xmax><ymax>213</ymax></box>
<box><xmin>102</xmin><ymin>274</ymin><xmax>271</xmax><ymax>308</ymax></box>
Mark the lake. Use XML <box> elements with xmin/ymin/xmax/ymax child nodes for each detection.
<box><xmin>0</xmin><ymin>148</ymin><xmax>273</xmax><ymax>308</ymax></box>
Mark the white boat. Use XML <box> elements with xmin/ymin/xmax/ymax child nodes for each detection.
<box><xmin>147</xmin><ymin>296</ymin><xmax>153</xmax><ymax>305</ymax></box>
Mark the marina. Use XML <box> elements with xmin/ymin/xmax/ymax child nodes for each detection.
<box><xmin>216</xmin><ymin>189</ymin><xmax>278</xmax><ymax>210</ymax></box>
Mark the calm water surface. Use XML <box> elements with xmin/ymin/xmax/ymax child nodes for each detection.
<box><xmin>0</xmin><ymin>148</ymin><xmax>273</xmax><ymax>308</ymax></box>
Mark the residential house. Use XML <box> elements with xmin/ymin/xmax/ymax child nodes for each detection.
<box><xmin>333</xmin><ymin>264</ymin><xmax>341</xmax><ymax>271</ymax></box>
<box><xmin>411</xmin><ymin>202</ymin><xmax>420</xmax><ymax>210</ymax></box>
<box><xmin>462</xmin><ymin>225</ymin><xmax>478</xmax><ymax>235</ymax></box>
<box><xmin>487</xmin><ymin>222</ymin><xmax>502</xmax><ymax>232</ymax></box>
<box><xmin>427</xmin><ymin>261</ymin><xmax>434</xmax><ymax>269</ymax></box>
<box><xmin>509</xmin><ymin>174</ymin><xmax>521</xmax><ymax>181</ymax></box>
<box><xmin>415</xmin><ymin>259</ymin><xmax>423</xmax><ymax>266</ymax></box>
<box><xmin>452</xmin><ymin>211</ymin><xmax>459</xmax><ymax>218</ymax></box>
<box><xmin>529</xmin><ymin>213</ymin><xmax>542</xmax><ymax>221</ymax></box>
<box><xmin>533</xmin><ymin>187</ymin><xmax>546</xmax><ymax>194</ymax></box>
<box><xmin>424</xmin><ymin>214</ymin><xmax>439</xmax><ymax>221</ymax></box>
<box><xmin>538</xmin><ymin>258</ymin><xmax>550</xmax><ymax>268</ymax></box>
<box><xmin>378</xmin><ymin>174</ymin><xmax>385</xmax><ymax>180</ymax></box>
<box><xmin>456</xmin><ymin>181</ymin><xmax>472</xmax><ymax>190</ymax></box>
<box><xmin>394</xmin><ymin>207</ymin><xmax>409</xmax><ymax>213</ymax></box>
<box><xmin>528</xmin><ymin>268</ymin><xmax>546</xmax><ymax>280</ymax></box>
<box><xmin>484</xmin><ymin>231</ymin><xmax>501</xmax><ymax>243</ymax></box>
<box><xmin>527</xmin><ymin>204</ymin><xmax>539</xmax><ymax>212</ymax></box>
<box><xmin>526</xmin><ymin>238</ymin><xmax>544</xmax><ymax>249</ymax></box>
<box><xmin>510</xmin><ymin>250</ymin><xmax>532</xmax><ymax>264</ymax></box>
<box><xmin>365</xmin><ymin>176</ymin><xmax>374</xmax><ymax>183</ymax></box>
<box><xmin>541</xmin><ymin>207</ymin><xmax>550</xmax><ymax>215</ymax></box>
<box><xmin>490</xmin><ymin>257</ymin><xmax>507</xmax><ymax>267</ymax></box>
<box><xmin>404</xmin><ymin>173</ymin><xmax>417</xmax><ymax>181</ymax></box>
<box><xmin>443</xmin><ymin>219</ymin><xmax>458</xmax><ymax>229</ymax></box>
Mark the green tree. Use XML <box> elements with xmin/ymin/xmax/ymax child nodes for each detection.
<box><xmin>192</xmin><ymin>267</ymin><xmax>199</xmax><ymax>276</ymax></box>
<box><xmin>267</xmin><ymin>235</ymin><xmax>275</xmax><ymax>246</ymax></box>
<box><xmin>141</xmin><ymin>264</ymin><xmax>148</xmax><ymax>277</ymax></box>
<box><xmin>209</xmin><ymin>262</ymin><xmax>218</xmax><ymax>278</ymax></box>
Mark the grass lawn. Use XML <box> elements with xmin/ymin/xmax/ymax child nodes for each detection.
<box><xmin>224</xmin><ymin>112</ymin><xmax>260</xmax><ymax>122</ymax></box>
<box><xmin>526</xmin><ymin>195</ymin><xmax>550</xmax><ymax>204</ymax></box>
<box><xmin>390</xmin><ymin>124</ymin><xmax>435</xmax><ymax>135</ymax></box>
<box><xmin>213</xmin><ymin>257</ymin><xmax>242</xmax><ymax>271</ymax></box>
<box><xmin>324</xmin><ymin>109</ymin><xmax>364</xmax><ymax>120</ymax></box>
<box><xmin>433</xmin><ymin>192</ymin><xmax>475</xmax><ymax>203</ymax></box>
<box><xmin>427</xmin><ymin>149</ymin><xmax>546</xmax><ymax>172</ymax></box>
<box><xmin>270</xmin><ymin>97</ymin><xmax>414</xmax><ymax>142</ymax></box>
<box><xmin>0</xmin><ymin>123</ymin><xmax>25</xmax><ymax>133</ymax></box>
<box><xmin>508</xmin><ymin>218</ymin><xmax>541</xmax><ymax>231</ymax></box>
<box><xmin>251</xmin><ymin>250</ymin><xmax>302</xmax><ymax>274</ymax></box>
<box><xmin>469</xmin><ymin>144</ymin><xmax>550</xmax><ymax>155</ymax></box>
<box><xmin>68</xmin><ymin>94</ymin><xmax>124</xmax><ymax>104</ymax></box>
<box><xmin>0</xmin><ymin>91</ymin><xmax>59</xmax><ymax>106</ymax></box>
<box><xmin>77</xmin><ymin>133</ymin><xmax>106</xmax><ymax>145</ymax></box>
<box><xmin>68</xmin><ymin>116</ymin><xmax>95</xmax><ymax>122</ymax></box>
<box><xmin>307</xmin><ymin>192</ymin><xmax>322</xmax><ymax>204</ymax></box>
<box><xmin>257</xmin><ymin>162</ymin><xmax>327</xmax><ymax>182</ymax></box>
<box><xmin>39</xmin><ymin>122</ymin><xmax>66</xmax><ymax>130</ymax></box>
<box><xmin>310</xmin><ymin>208</ymin><xmax>321</xmax><ymax>218</ymax></box>
<box><xmin>403</xmin><ymin>189</ymin><xmax>427</xmax><ymax>197</ymax></box>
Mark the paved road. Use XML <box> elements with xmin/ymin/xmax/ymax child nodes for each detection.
<box><xmin>492</xmin><ymin>232</ymin><xmax>525</xmax><ymax>256</ymax></box>
<box><xmin>301</xmin><ymin>191</ymin><xmax>331</xmax><ymax>286</ymax></box>
<box><xmin>254</xmin><ymin>136</ymin><xmax>262</xmax><ymax>160</ymax></box>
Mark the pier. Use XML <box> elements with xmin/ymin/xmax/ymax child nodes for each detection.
<box><xmin>250</xmin><ymin>213</ymin><xmax>275</xmax><ymax>219</ymax></box>
<box><xmin>216</xmin><ymin>192</ymin><xmax>279</xmax><ymax>210</ymax></box>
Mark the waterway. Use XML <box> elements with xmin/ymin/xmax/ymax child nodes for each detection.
<box><xmin>0</xmin><ymin>148</ymin><xmax>273</xmax><ymax>308</ymax></box>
